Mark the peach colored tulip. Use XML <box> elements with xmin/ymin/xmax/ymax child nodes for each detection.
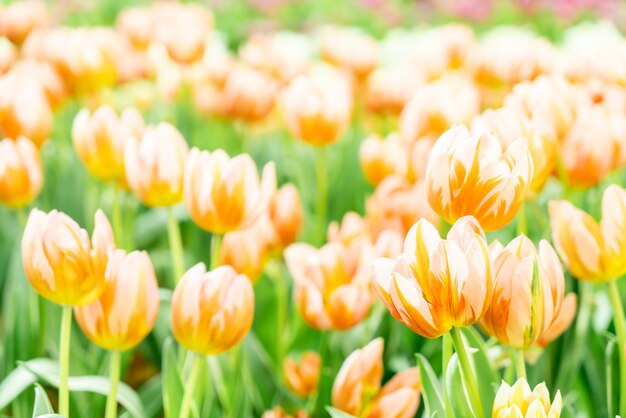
<box><xmin>221</xmin><ymin>65</ymin><xmax>278</xmax><ymax>122</ymax></box>
<box><xmin>365</xmin><ymin>368</ymin><xmax>421</xmax><ymax>418</ymax></box>
<box><xmin>549</xmin><ymin>185</ymin><xmax>626</xmax><ymax>282</ymax></box>
<box><xmin>262</xmin><ymin>407</ymin><xmax>309</xmax><ymax>418</ymax></box>
<box><xmin>536</xmin><ymin>293</ymin><xmax>577</xmax><ymax>347</ymax></box>
<box><xmin>284</xmin><ymin>351</ymin><xmax>321</xmax><ymax>398</ymax></box>
<box><xmin>285</xmin><ymin>240</ymin><xmax>374</xmax><ymax>330</ymax></box>
<box><xmin>171</xmin><ymin>264</ymin><xmax>254</xmax><ymax>355</ymax></box>
<box><xmin>331</xmin><ymin>338</ymin><xmax>383</xmax><ymax>415</ymax></box>
<box><xmin>0</xmin><ymin>137</ymin><xmax>43</xmax><ymax>208</ymax></box>
<box><xmin>281</xmin><ymin>66</ymin><xmax>352</xmax><ymax>146</ymax></box>
<box><xmin>9</xmin><ymin>60</ymin><xmax>66</xmax><ymax>109</ymax></box>
<box><xmin>365</xmin><ymin>66</ymin><xmax>422</xmax><ymax>116</ymax></box>
<box><xmin>359</xmin><ymin>133</ymin><xmax>408</xmax><ymax>186</ymax></box>
<box><xmin>116</xmin><ymin>7</ymin><xmax>152</xmax><ymax>50</ymax></box>
<box><xmin>406</xmin><ymin>139</ymin><xmax>433</xmax><ymax>183</ymax></box>
<box><xmin>184</xmin><ymin>148</ymin><xmax>276</xmax><ymax>234</ymax></box>
<box><xmin>493</xmin><ymin>378</ymin><xmax>562</xmax><ymax>418</ymax></box>
<box><xmin>0</xmin><ymin>0</ymin><xmax>48</xmax><ymax>45</ymax></box>
<box><xmin>125</xmin><ymin>123</ymin><xmax>188</xmax><ymax>207</ymax></box>
<box><xmin>74</xmin><ymin>249</ymin><xmax>158</xmax><ymax>351</ymax></box>
<box><xmin>481</xmin><ymin>236</ymin><xmax>576</xmax><ymax>348</ymax></box>
<box><xmin>221</xmin><ymin>221</ymin><xmax>271</xmax><ymax>282</ymax></box>
<box><xmin>327</xmin><ymin>212</ymin><xmax>402</xmax><ymax>259</ymax></box>
<box><xmin>408</xmin><ymin>25</ymin><xmax>475</xmax><ymax>78</ymax></box>
<box><xmin>320</xmin><ymin>28</ymin><xmax>379</xmax><ymax>80</ymax></box>
<box><xmin>73</xmin><ymin>106</ymin><xmax>144</xmax><ymax>184</ymax></box>
<box><xmin>269</xmin><ymin>184</ymin><xmax>303</xmax><ymax>249</ymax></box>
<box><xmin>425</xmin><ymin>125</ymin><xmax>533</xmax><ymax>232</ymax></box>
<box><xmin>22</xmin><ymin>209</ymin><xmax>114</xmax><ymax>306</ymax></box>
<box><xmin>373</xmin><ymin>216</ymin><xmax>492</xmax><ymax>338</ymax></box>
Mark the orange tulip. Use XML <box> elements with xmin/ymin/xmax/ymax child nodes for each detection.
<box><xmin>268</xmin><ymin>184</ymin><xmax>303</xmax><ymax>249</ymax></box>
<box><xmin>125</xmin><ymin>122</ymin><xmax>189</xmax><ymax>207</ymax></box>
<box><xmin>359</xmin><ymin>133</ymin><xmax>408</xmax><ymax>186</ymax></box>
<box><xmin>493</xmin><ymin>378</ymin><xmax>562</xmax><ymax>418</ymax></box>
<box><xmin>320</xmin><ymin>27</ymin><xmax>379</xmax><ymax>80</ymax></box>
<box><xmin>0</xmin><ymin>136</ymin><xmax>43</xmax><ymax>208</ymax></box>
<box><xmin>72</xmin><ymin>106</ymin><xmax>144</xmax><ymax>184</ymax></box>
<box><xmin>481</xmin><ymin>236</ymin><xmax>576</xmax><ymax>348</ymax></box>
<box><xmin>365</xmin><ymin>368</ymin><xmax>421</xmax><ymax>418</ymax></box>
<box><xmin>281</xmin><ymin>66</ymin><xmax>352</xmax><ymax>146</ymax></box>
<box><xmin>221</xmin><ymin>65</ymin><xmax>278</xmax><ymax>122</ymax></box>
<box><xmin>549</xmin><ymin>185</ymin><xmax>626</xmax><ymax>282</ymax></box>
<box><xmin>0</xmin><ymin>0</ymin><xmax>48</xmax><ymax>45</ymax></box>
<box><xmin>285</xmin><ymin>241</ymin><xmax>374</xmax><ymax>330</ymax></box>
<box><xmin>331</xmin><ymin>338</ymin><xmax>383</xmax><ymax>415</ymax></box>
<box><xmin>184</xmin><ymin>148</ymin><xmax>276</xmax><ymax>234</ymax></box>
<box><xmin>171</xmin><ymin>264</ymin><xmax>254</xmax><ymax>355</ymax></box>
<box><xmin>373</xmin><ymin>216</ymin><xmax>492</xmax><ymax>338</ymax></box>
<box><xmin>284</xmin><ymin>351</ymin><xmax>321</xmax><ymax>398</ymax></box>
<box><xmin>220</xmin><ymin>220</ymin><xmax>271</xmax><ymax>282</ymax></box>
<box><xmin>425</xmin><ymin>125</ymin><xmax>533</xmax><ymax>231</ymax></box>
<box><xmin>22</xmin><ymin>209</ymin><xmax>115</xmax><ymax>306</ymax></box>
<box><xmin>262</xmin><ymin>407</ymin><xmax>309</xmax><ymax>418</ymax></box>
<box><xmin>74</xmin><ymin>249</ymin><xmax>159</xmax><ymax>351</ymax></box>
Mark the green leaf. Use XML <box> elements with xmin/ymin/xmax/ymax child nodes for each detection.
<box><xmin>119</xmin><ymin>374</ymin><xmax>163</xmax><ymax>418</ymax></box>
<box><xmin>461</xmin><ymin>327</ymin><xmax>499</xmax><ymax>414</ymax></box>
<box><xmin>326</xmin><ymin>406</ymin><xmax>357</xmax><ymax>418</ymax></box>
<box><xmin>32</xmin><ymin>383</ymin><xmax>55</xmax><ymax>417</ymax></box>
<box><xmin>162</xmin><ymin>337</ymin><xmax>184</xmax><ymax>418</ymax></box>
<box><xmin>445</xmin><ymin>354</ymin><xmax>473</xmax><ymax>417</ymax></box>
<box><xmin>416</xmin><ymin>353</ymin><xmax>445</xmax><ymax>417</ymax></box>
<box><xmin>0</xmin><ymin>362</ymin><xmax>38</xmax><ymax>410</ymax></box>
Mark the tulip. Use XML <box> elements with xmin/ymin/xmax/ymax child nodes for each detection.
<box><xmin>0</xmin><ymin>0</ymin><xmax>48</xmax><ymax>45</ymax></box>
<box><xmin>492</xmin><ymin>378</ymin><xmax>562</xmax><ymax>418</ymax></box>
<box><xmin>0</xmin><ymin>136</ymin><xmax>43</xmax><ymax>208</ymax></box>
<box><xmin>268</xmin><ymin>184</ymin><xmax>303</xmax><ymax>249</ymax></box>
<box><xmin>184</xmin><ymin>148</ymin><xmax>276</xmax><ymax>234</ymax></box>
<box><xmin>535</xmin><ymin>294</ymin><xmax>577</xmax><ymax>347</ymax></box>
<box><xmin>220</xmin><ymin>221</ymin><xmax>271</xmax><ymax>282</ymax></box>
<box><xmin>365</xmin><ymin>66</ymin><xmax>421</xmax><ymax>116</ymax></box>
<box><xmin>320</xmin><ymin>27</ymin><xmax>379</xmax><ymax>80</ymax></box>
<box><xmin>284</xmin><ymin>351</ymin><xmax>321</xmax><ymax>398</ymax></box>
<box><xmin>364</xmin><ymin>368</ymin><xmax>421</xmax><ymax>418</ymax></box>
<box><xmin>262</xmin><ymin>407</ymin><xmax>310</xmax><ymax>418</ymax></box>
<box><xmin>285</xmin><ymin>241</ymin><xmax>374</xmax><ymax>330</ymax></box>
<box><xmin>72</xmin><ymin>105</ymin><xmax>144</xmax><ymax>184</ymax></box>
<box><xmin>331</xmin><ymin>338</ymin><xmax>384</xmax><ymax>415</ymax></box>
<box><xmin>125</xmin><ymin>122</ymin><xmax>188</xmax><ymax>207</ymax></box>
<box><xmin>221</xmin><ymin>65</ymin><xmax>278</xmax><ymax>122</ymax></box>
<box><xmin>359</xmin><ymin>133</ymin><xmax>408</xmax><ymax>186</ymax></box>
<box><xmin>425</xmin><ymin>125</ymin><xmax>533</xmax><ymax>231</ymax></box>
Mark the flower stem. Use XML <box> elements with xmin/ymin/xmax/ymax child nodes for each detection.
<box><xmin>267</xmin><ymin>260</ymin><xmax>288</xmax><ymax>370</ymax></box>
<box><xmin>180</xmin><ymin>353</ymin><xmax>203</xmax><ymax>418</ymax></box>
<box><xmin>514</xmin><ymin>349</ymin><xmax>527</xmax><ymax>379</ymax></box>
<box><xmin>59</xmin><ymin>305</ymin><xmax>73</xmax><ymax>418</ymax></box>
<box><xmin>315</xmin><ymin>146</ymin><xmax>328</xmax><ymax>245</ymax></box>
<box><xmin>608</xmin><ymin>281</ymin><xmax>626</xmax><ymax>417</ymax></box>
<box><xmin>516</xmin><ymin>203</ymin><xmax>527</xmax><ymax>236</ymax></box>
<box><xmin>449</xmin><ymin>327</ymin><xmax>485</xmax><ymax>418</ymax></box>
<box><xmin>167</xmin><ymin>207</ymin><xmax>185</xmax><ymax>285</ymax></box>
<box><xmin>105</xmin><ymin>351</ymin><xmax>122</xmax><ymax>418</ymax></box>
<box><xmin>442</xmin><ymin>333</ymin><xmax>454</xmax><ymax>418</ymax></box>
<box><xmin>210</xmin><ymin>233</ymin><xmax>223</xmax><ymax>270</ymax></box>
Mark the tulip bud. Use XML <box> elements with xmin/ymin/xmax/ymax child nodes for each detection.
<box><xmin>171</xmin><ymin>264</ymin><xmax>254</xmax><ymax>355</ymax></box>
<box><xmin>221</xmin><ymin>65</ymin><xmax>278</xmax><ymax>122</ymax></box>
<box><xmin>0</xmin><ymin>0</ymin><xmax>48</xmax><ymax>45</ymax></box>
<box><xmin>365</xmin><ymin>368</ymin><xmax>421</xmax><ymax>418</ymax></box>
<box><xmin>0</xmin><ymin>136</ymin><xmax>43</xmax><ymax>208</ymax></box>
<box><xmin>74</xmin><ymin>249</ymin><xmax>158</xmax><ymax>351</ymax></box>
<box><xmin>359</xmin><ymin>133</ymin><xmax>408</xmax><ymax>186</ymax></box>
<box><xmin>269</xmin><ymin>184</ymin><xmax>303</xmax><ymax>249</ymax></box>
<box><xmin>22</xmin><ymin>209</ymin><xmax>115</xmax><ymax>306</ymax></box>
<box><xmin>184</xmin><ymin>148</ymin><xmax>276</xmax><ymax>234</ymax></box>
<box><xmin>221</xmin><ymin>220</ymin><xmax>271</xmax><ymax>282</ymax></box>
<box><xmin>320</xmin><ymin>27</ymin><xmax>379</xmax><ymax>80</ymax></box>
<box><xmin>284</xmin><ymin>351</ymin><xmax>321</xmax><ymax>398</ymax></box>
<box><xmin>493</xmin><ymin>378</ymin><xmax>562</xmax><ymax>418</ymax></box>
<box><xmin>425</xmin><ymin>125</ymin><xmax>533</xmax><ymax>231</ymax></box>
<box><xmin>125</xmin><ymin>122</ymin><xmax>188</xmax><ymax>207</ymax></box>
<box><xmin>0</xmin><ymin>79</ymin><xmax>53</xmax><ymax>147</ymax></box>
<box><xmin>331</xmin><ymin>338</ymin><xmax>384</xmax><ymax>415</ymax></box>
<box><xmin>373</xmin><ymin>216</ymin><xmax>492</xmax><ymax>338</ymax></box>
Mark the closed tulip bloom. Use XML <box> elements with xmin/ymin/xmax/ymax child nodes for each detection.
<box><xmin>285</xmin><ymin>241</ymin><xmax>374</xmax><ymax>330</ymax></box>
<box><xmin>221</xmin><ymin>65</ymin><xmax>278</xmax><ymax>122</ymax></box>
<box><xmin>549</xmin><ymin>185</ymin><xmax>626</xmax><ymax>282</ymax></box>
<box><xmin>365</xmin><ymin>368</ymin><xmax>421</xmax><ymax>418</ymax></box>
<box><xmin>73</xmin><ymin>106</ymin><xmax>144</xmax><ymax>184</ymax></box>
<box><xmin>284</xmin><ymin>351</ymin><xmax>321</xmax><ymax>398</ymax></box>
<box><xmin>0</xmin><ymin>137</ymin><xmax>43</xmax><ymax>208</ymax></box>
<box><xmin>0</xmin><ymin>0</ymin><xmax>48</xmax><ymax>45</ymax></box>
<box><xmin>125</xmin><ymin>123</ymin><xmax>188</xmax><ymax>206</ymax></box>
<box><xmin>74</xmin><ymin>249</ymin><xmax>158</xmax><ymax>351</ymax></box>
<box><xmin>269</xmin><ymin>184</ymin><xmax>303</xmax><ymax>249</ymax></box>
<box><xmin>281</xmin><ymin>67</ymin><xmax>353</xmax><ymax>146</ymax></box>
<box><xmin>22</xmin><ymin>209</ymin><xmax>114</xmax><ymax>306</ymax></box>
<box><xmin>262</xmin><ymin>407</ymin><xmax>309</xmax><ymax>418</ymax></box>
<box><xmin>332</xmin><ymin>338</ymin><xmax>384</xmax><ymax>415</ymax></box>
<box><xmin>373</xmin><ymin>216</ymin><xmax>492</xmax><ymax>338</ymax></box>
<box><xmin>221</xmin><ymin>221</ymin><xmax>271</xmax><ymax>282</ymax></box>
<box><xmin>493</xmin><ymin>378</ymin><xmax>562</xmax><ymax>418</ymax></box>
<box><xmin>320</xmin><ymin>28</ymin><xmax>379</xmax><ymax>80</ymax></box>
<box><xmin>536</xmin><ymin>293</ymin><xmax>577</xmax><ymax>347</ymax></box>
<box><xmin>425</xmin><ymin>125</ymin><xmax>533</xmax><ymax>232</ymax></box>
<box><xmin>365</xmin><ymin>66</ymin><xmax>422</xmax><ymax>116</ymax></box>
<box><xmin>184</xmin><ymin>148</ymin><xmax>276</xmax><ymax>234</ymax></box>
<box><xmin>359</xmin><ymin>133</ymin><xmax>408</xmax><ymax>186</ymax></box>
<box><xmin>171</xmin><ymin>264</ymin><xmax>254</xmax><ymax>355</ymax></box>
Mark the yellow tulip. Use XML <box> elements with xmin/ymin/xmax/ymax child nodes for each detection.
<box><xmin>493</xmin><ymin>378</ymin><xmax>562</xmax><ymax>418</ymax></box>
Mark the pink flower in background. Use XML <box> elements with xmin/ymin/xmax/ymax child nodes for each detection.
<box><xmin>436</xmin><ymin>0</ymin><xmax>494</xmax><ymax>21</ymax></box>
<box><xmin>515</xmin><ymin>0</ymin><xmax>618</xmax><ymax>19</ymax></box>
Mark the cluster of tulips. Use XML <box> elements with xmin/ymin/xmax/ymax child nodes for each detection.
<box><xmin>3</xmin><ymin>0</ymin><xmax>626</xmax><ymax>417</ymax></box>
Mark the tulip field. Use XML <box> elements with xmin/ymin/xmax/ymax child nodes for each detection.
<box><xmin>3</xmin><ymin>0</ymin><xmax>626</xmax><ymax>417</ymax></box>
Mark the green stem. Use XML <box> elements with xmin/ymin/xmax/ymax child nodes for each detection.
<box><xmin>210</xmin><ymin>234</ymin><xmax>223</xmax><ymax>270</ymax></box>
<box><xmin>167</xmin><ymin>207</ymin><xmax>185</xmax><ymax>285</ymax></box>
<box><xmin>180</xmin><ymin>353</ymin><xmax>203</xmax><ymax>418</ymax></box>
<box><xmin>442</xmin><ymin>333</ymin><xmax>454</xmax><ymax>418</ymax></box>
<box><xmin>59</xmin><ymin>305</ymin><xmax>73</xmax><ymax>418</ymax></box>
<box><xmin>313</xmin><ymin>331</ymin><xmax>330</xmax><ymax>416</ymax></box>
<box><xmin>268</xmin><ymin>261</ymin><xmax>288</xmax><ymax>370</ymax></box>
<box><xmin>105</xmin><ymin>351</ymin><xmax>122</xmax><ymax>418</ymax></box>
<box><xmin>111</xmin><ymin>185</ymin><xmax>124</xmax><ymax>248</ymax></box>
<box><xmin>514</xmin><ymin>349</ymin><xmax>527</xmax><ymax>380</ymax></box>
<box><xmin>315</xmin><ymin>146</ymin><xmax>328</xmax><ymax>245</ymax></box>
<box><xmin>504</xmin><ymin>350</ymin><xmax>515</xmax><ymax>383</ymax></box>
<box><xmin>516</xmin><ymin>203</ymin><xmax>527</xmax><ymax>236</ymax></box>
<box><xmin>608</xmin><ymin>281</ymin><xmax>626</xmax><ymax>417</ymax></box>
<box><xmin>449</xmin><ymin>328</ymin><xmax>485</xmax><ymax>418</ymax></box>
<box><xmin>16</xmin><ymin>208</ymin><xmax>27</xmax><ymax>229</ymax></box>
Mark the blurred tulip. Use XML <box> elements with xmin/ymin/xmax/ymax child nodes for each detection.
<box><xmin>536</xmin><ymin>293</ymin><xmax>577</xmax><ymax>347</ymax></box>
<box><xmin>125</xmin><ymin>123</ymin><xmax>188</xmax><ymax>206</ymax></box>
<box><xmin>262</xmin><ymin>407</ymin><xmax>309</xmax><ymax>418</ymax></box>
<box><xmin>171</xmin><ymin>264</ymin><xmax>254</xmax><ymax>355</ymax></box>
<box><xmin>269</xmin><ymin>184</ymin><xmax>303</xmax><ymax>249</ymax></box>
<box><xmin>425</xmin><ymin>125</ymin><xmax>533</xmax><ymax>231</ymax></box>
<box><xmin>373</xmin><ymin>216</ymin><xmax>492</xmax><ymax>338</ymax></box>
<box><xmin>0</xmin><ymin>37</ymin><xmax>16</xmax><ymax>75</ymax></box>
<box><xmin>406</xmin><ymin>139</ymin><xmax>433</xmax><ymax>183</ymax></box>
<box><xmin>365</xmin><ymin>66</ymin><xmax>421</xmax><ymax>116</ymax></box>
<box><xmin>0</xmin><ymin>137</ymin><xmax>43</xmax><ymax>208</ymax></box>
<box><xmin>221</xmin><ymin>221</ymin><xmax>271</xmax><ymax>282</ymax></box>
<box><xmin>493</xmin><ymin>378</ymin><xmax>562</xmax><ymax>418</ymax></box>
<box><xmin>184</xmin><ymin>148</ymin><xmax>276</xmax><ymax>234</ymax></box>
<box><xmin>222</xmin><ymin>65</ymin><xmax>278</xmax><ymax>122</ymax></box>
<box><xmin>549</xmin><ymin>185</ymin><xmax>626</xmax><ymax>282</ymax></box>
<box><xmin>281</xmin><ymin>66</ymin><xmax>352</xmax><ymax>146</ymax></box>
<box><xmin>0</xmin><ymin>0</ymin><xmax>48</xmax><ymax>44</ymax></box>
<box><xmin>364</xmin><ymin>368</ymin><xmax>421</xmax><ymax>418</ymax></box>
<box><xmin>359</xmin><ymin>133</ymin><xmax>408</xmax><ymax>186</ymax></box>
<box><xmin>320</xmin><ymin>27</ymin><xmax>379</xmax><ymax>80</ymax></box>
<box><xmin>116</xmin><ymin>7</ymin><xmax>152</xmax><ymax>50</ymax></box>
<box><xmin>9</xmin><ymin>59</ymin><xmax>66</xmax><ymax>109</ymax></box>
<box><xmin>73</xmin><ymin>106</ymin><xmax>144</xmax><ymax>184</ymax></box>
<box><xmin>408</xmin><ymin>25</ymin><xmax>476</xmax><ymax>78</ymax></box>
<box><xmin>22</xmin><ymin>209</ymin><xmax>114</xmax><ymax>306</ymax></box>
<box><xmin>285</xmin><ymin>241</ymin><xmax>374</xmax><ymax>330</ymax></box>
<box><xmin>331</xmin><ymin>338</ymin><xmax>384</xmax><ymax>415</ymax></box>
<box><xmin>74</xmin><ymin>249</ymin><xmax>159</xmax><ymax>351</ymax></box>
<box><xmin>284</xmin><ymin>351</ymin><xmax>321</xmax><ymax>398</ymax></box>
<box><xmin>481</xmin><ymin>236</ymin><xmax>575</xmax><ymax>348</ymax></box>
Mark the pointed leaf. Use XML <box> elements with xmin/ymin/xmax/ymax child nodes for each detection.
<box><xmin>32</xmin><ymin>384</ymin><xmax>55</xmax><ymax>417</ymax></box>
<box><xmin>326</xmin><ymin>407</ymin><xmax>357</xmax><ymax>418</ymax></box>
<box><xmin>416</xmin><ymin>353</ymin><xmax>445</xmax><ymax>417</ymax></box>
<box><xmin>445</xmin><ymin>354</ymin><xmax>473</xmax><ymax>417</ymax></box>
<box><xmin>162</xmin><ymin>337</ymin><xmax>184</xmax><ymax>418</ymax></box>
